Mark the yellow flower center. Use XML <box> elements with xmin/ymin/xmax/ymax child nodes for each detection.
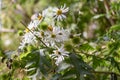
<box><xmin>38</xmin><ymin>15</ymin><xmax>42</xmax><ymax>20</ymax></box>
<box><xmin>55</xmin><ymin>50</ymin><xmax>61</xmax><ymax>55</ymax></box>
<box><xmin>58</xmin><ymin>32</ymin><xmax>62</xmax><ymax>35</ymax></box>
<box><xmin>57</xmin><ymin>9</ymin><xmax>62</xmax><ymax>15</ymax></box>
<box><xmin>25</xmin><ymin>28</ymin><xmax>30</xmax><ymax>33</ymax></box>
<box><xmin>51</xmin><ymin>34</ymin><xmax>56</xmax><ymax>38</ymax></box>
<box><xmin>40</xmin><ymin>31</ymin><xmax>44</xmax><ymax>37</ymax></box>
<box><xmin>48</xmin><ymin>25</ymin><xmax>53</xmax><ymax>31</ymax></box>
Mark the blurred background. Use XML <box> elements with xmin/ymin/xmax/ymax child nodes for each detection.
<box><xmin>0</xmin><ymin>0</ymin><xmax>120</xmax><ymax>79</ymax></box>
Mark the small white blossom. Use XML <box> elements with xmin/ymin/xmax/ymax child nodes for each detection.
<box><xmin>31</xmin><ymin>13</ymin><xmax>43</xmax><ymax>21</ymax></box>
<box><xmin>53</xmin><ymin>4</ymin><xmax>69</xmax><ymax>21</ymax></box>
<box><xmin>50</xmin><ymin>45</ymin><xmax>69</xmax><ymax>65</ymax></box>
<box><xmin>19</xmin><ymin>31</ymin><xmax>41</xmax><ymax>49</ymax></box>
<box><xmin>27</xmin><ymin>21</ymin><xmax>37</xmax><ymax>30</ymax></box>
<box><xmin>27</xmin><ymin>13</ymin><xmax>43</xmax><ymax>31</ymax></box>
<box><xmin>44</xmin><ymin>26</ymin><xmax>70</xmax><ymax>44</ymax></box>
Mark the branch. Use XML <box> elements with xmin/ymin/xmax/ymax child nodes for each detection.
<box><xmin>103</xmin><ymin>0</ymin><xmax>115</xmax><ymax>25</ymax></box>
<box><xmin>74</xmin><ymin>50</ymin><xmax>105</xmax><ymax>60</ymax></box>
<box><xmin>0</xmin><ymin>28</ymin><xmax>16</xmax><ymax>33</ymax></box>
<box><xmin>74</xmin><ymin>50</ymin><xmax>120</xmax><ymax>77</ymax></box>
<box><xmin>92</xmin><ymin>71</ymin><xmax>120</xmax><ymax>77</ymax></box>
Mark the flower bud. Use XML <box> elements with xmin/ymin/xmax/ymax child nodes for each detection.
<box><xmin>72</xmin><ymin>37</ymin><xmax>80</xmax><ymax>44</ymax></box>
<box><xmin>40</xmin><ymin>22</ymin><xmax>48</xmax><ymax>30</ymax></box>
<box><xmin>64</xmin><ymin>43</ymin><xmax>73</xmax><ymax>52</ymax></box>
<box><xmin>18</xmin><ymin>30</ymin><xmax>23</xmax><ymax>36</ymax></box>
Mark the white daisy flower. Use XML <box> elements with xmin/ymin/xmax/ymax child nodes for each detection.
<box><xmin>19</xmin><ymin>31</ymin><xmax>41</xmax><ymax>49</ymax></box>
<box><xmin>53</xmin><ymin>4</ymin><xmax>69</xmax><ymax>21</ymax></box>
<box><xmin>25</xmin><ymin>13</ymin><xmax>43</xmax><ymax>32</ymax></box>
<box><xmin>19</xmin><ymin>32</ymin><xmax>36</xmax><ymax>49</ymax></box>
<box><xmin>44</xmin><ymin>26</ymin><xmax>70</xmax><ymax>44</ymax></box>
<box><xmin>31</xmin><ymin>13</ymin><xmax>43</xmax><ymax>21</ymax></box>
<box><xmin>50</xmin><ymin>45</ymin><xmax>69</xmax><ymax>65</ymax></box>
<box><xmin>26</xmin><ymin>21</ymin><xmax>37</xmax><ymax>31</ymax></box>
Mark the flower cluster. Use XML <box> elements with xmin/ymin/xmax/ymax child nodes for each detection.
<box><xmin>19</xmin><ymin>5</ymin><xmax>70</xmax><ymax>65</ymax></box>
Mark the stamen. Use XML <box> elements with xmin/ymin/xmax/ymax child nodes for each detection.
<box><xmin>25</xmin><ymin>28</ymin><xmax>30</xmax><ymax>32</ymax></box>
<box><xmin>51</xmin><ymin>34</ymin><xmax>56</xmax><ymax>38</ymax></box>
<box><xmin>48</xmin><ymin>25</ymin><xmax>53</xmax><ymax>31</ymax></box>
<box><xmin>58</xmin><ymin>32</ymin><xmax>62</xmax><ymax>35</ymax></box>
<box><xmin>57</xmin><ymin>9</ymin><xmax>62</xmax><ymax>15</ymax></box>
<box><xmin>40</xmin><ymin>31</ymin><xmax>44</xmax><ymax>37</ymax></box>
<box><xmin>55</xmin><ymin>50</ymin><xmax>61</xmax><ymax>55</ymax></box>
<box><xmin>38</xmin><ymin>15</ymin><xmax>42</xmax><ymax>20</ymax></box>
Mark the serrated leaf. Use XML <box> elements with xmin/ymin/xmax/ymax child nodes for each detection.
<box><xmin>110</xmin><ymin>24</ymin><xmax>120</xmax><ymax>31</ymax></box>
<box><xmin>51</xmin><ymin>73</ymin><xmax>62</xmax><ymax>80</ymax></box>
<box><xmin>92</xmin><ymin>14</ymin><xmax>105</xmax><ymax>19</ymax></box>
<box><xmin>69</xmin><ymin>53</ymin><xmax>94</xmax><ymax>80</ymax></box>
<box><xmin>79</xmin><ymin>43</ymin><xmax>94</xmax><ymax>51</ymax></box>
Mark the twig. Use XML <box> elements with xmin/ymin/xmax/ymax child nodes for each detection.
<box><xmin>74</xmin><ymin>49</ymin><xmax>105</xmax><ymax>60</ymax></box>
<box><xmin>0</xmin><ymin>28</ymin><xmax>15</xmax><ymax>33</ymax></box>
<box><xmin>74</xmin><ymin>50</ymin><xmax>120</xmax><ymax>77</ymax></box>
<box><xmin>92</xmin><ymin>71</ymin><xmax>120</xmax><ymax>77</ymax></box>
<box><xmin>103</xmin><ymin>0</ymin><xmax>115</xmax><ymax>25</ymax></box>
<box><xmin>20</xmin><ymin>21</ymin><xmax>48</xmax><ymax>47</ymax></box>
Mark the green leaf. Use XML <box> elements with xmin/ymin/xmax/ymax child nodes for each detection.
<box><xmin>62</xmin><ymin>68</ymin><xmax>76</xmax><ymax>80</ymax></box>
<box><xmin>110</xmin><ymin>24</ymin><xmax>120</xmax><ymax>31</ymax></box>
<box><xmin>92</xmin><ymin>56</ymin><xmax>105</xmax><ymax>68</ymax></box>
<box><xmin>20</xmin><ymin>0</ymin><xmax>27</xmax><ymax>4</ymax></box>
<box><xmin>51</xmin><ymin>73</ymin><xmax>62</xmax><ymax>80</ymax></box>
<box><xmin>92</xmin><ymin>14</ymin><xmax>105</xmax><ymax>19</ymax></box>
<box><xmin>79</xmin><ymin>43</ymin><xmax>94</xmax><ymax>52</ymax></box>
<box><xmin>69</xmin><ymin>53</ymin><xmax>94</xmax><ymax>80</ymax></box>
<box><xmin>106</xmin><ymin>57</ymin><xmax>120</xmax><ymax>72</ymax></box>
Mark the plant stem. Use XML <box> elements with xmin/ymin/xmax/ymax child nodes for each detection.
<box><xmin>92</xmin><ymin>71</ymin><xmax>120</xmax><ymax>77</ymax></box>
<box><xmin>103</xmin><ymin>0</ymin><xmax>115</xmax><ymax>25</ymax></box>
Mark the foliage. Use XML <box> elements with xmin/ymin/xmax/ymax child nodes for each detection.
<box><xmin>0</xmin><ymin>0</ymin><xmax>120</xmax><ymax>80</ymax></box>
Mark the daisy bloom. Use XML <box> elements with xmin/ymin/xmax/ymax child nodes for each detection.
<box><xmin>19</xmin><ymin>31</ymin><xmax>41</xmax><ymax>49</ymax></box>
<box><xmin>50</xmin><ymin>45</ymin><xmax>69</xmax><ymax>65</ymax></box>
<box><xmin>45</xmin><ymin>26</ymin><xmax>70</xmax><ymax>42</ymax></box>
<box><xmin>53</xmin><ymin>4</ymin><xmax>69</xmax><ymax>21</ymax></box>
<box><xmin>31</xmin><ymin>13</ymin><xmax>43</xmax><ymax>21</ymax></box>
<box><xmin>25</xmin><ymin>21</ymin><xmax>36</xmax><ymax>32</ymax></box>
<box><xmin>26</xmin><ymin>13</ymin><xmax>43</xmax><ymax>31</ymax></box>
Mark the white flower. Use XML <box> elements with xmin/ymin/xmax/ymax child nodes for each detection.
<box><xmin>44</xmin><ymin>26</ymin><xmax>70</xmax><ymax>44</ymax></box>
<box><xmin>31</xmin><ymin>13</ymin><xmax>43</xmax><ymax>21</ymax></box>
<box><xmin>19</xmin><ymin>31</ymin><xmax>41</xmax><ymax>49</ymax></box>
<box><xmin>53</xmin><ymin>4</ymin><xmax>69</xmax><ymax>21</ymax></box>
<box><xmin>50</xmin><ymin>45</ymin><xmax>69</xmax><ymax>65</ymax></box>
<box><xmin>26</xmin><ymin>21</ymin><xmax>37</xmax><ymax>31</ymax></box>
<box><xmin>19</xmin><ymin>32</ymin><xmax>36</xmax><ymax>49</ymax></box>
<box><xmin>26</xmin><ymin>13</ymin><xmax>43</xmax><ymax>31</ymax></box>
